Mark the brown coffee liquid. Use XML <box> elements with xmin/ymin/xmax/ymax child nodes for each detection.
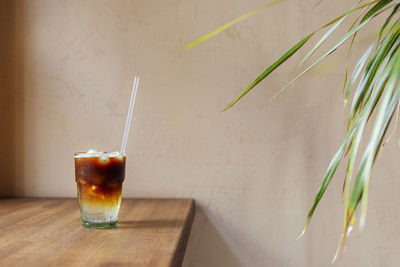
<box><xmin>75</xmin><ymin>155</ymin><xmax>125</xmax><ymax>205</ymax></box>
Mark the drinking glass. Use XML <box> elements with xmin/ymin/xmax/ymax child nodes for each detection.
<box><xmin>74</xmin><ymin>152</ymin><xmax>125</xmax><ymax>228</ymax></box>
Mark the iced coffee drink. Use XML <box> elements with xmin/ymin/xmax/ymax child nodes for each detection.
<box><xmin>74</xmin><ymin>150</ymin><xmax>125</xmax><ymax>228</ymax></box>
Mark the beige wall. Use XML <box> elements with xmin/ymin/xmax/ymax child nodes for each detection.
<box><xmin>1</xmin><ymin>0</ymin><xmax>400</xmax><ymax>266</ymax></box>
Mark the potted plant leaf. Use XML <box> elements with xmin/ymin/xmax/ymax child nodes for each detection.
<box><xmin>181</xmin><ymin>0</ymin><xmax>400</xmax><ymax>260</ymax></box>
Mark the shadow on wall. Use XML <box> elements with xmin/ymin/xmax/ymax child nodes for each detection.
<box><xmin>183</xmin><ymin>204</ymin><xmax>284</xmax><ymax>267</ymax></box>
<box><xmin>182</xmin><ymin>204</ymin><xmax>242</xmax><ymax>267</ymax></box>
<box><xmin>0</xmin><ymin>1</ymin><xmax>25</xmax><ymax>196</ymax></box>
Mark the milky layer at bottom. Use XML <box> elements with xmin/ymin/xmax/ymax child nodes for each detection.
<box><xmin>77</xmin><ymin>184</ymin><xmax>122</xmax><ymax>223</ymax></box>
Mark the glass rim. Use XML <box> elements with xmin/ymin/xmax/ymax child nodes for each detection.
<box><xmin>74</xmin><ymin>151</ymin><xmax>126</xmax><ymax>157</ymax></box>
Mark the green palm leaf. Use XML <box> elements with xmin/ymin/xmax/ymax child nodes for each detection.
<box><xmin>223</xmin><ymin>33</ymin><xmax>313</xmax><ymax>112</ymax></box>
<box><xmin>349</xmin><ymin>44</ymin><xmax>400</xmax><ymax>229</ymax></box>
<box><xmin>223</xmin><ymin>0</ymin><xmax>381</xmax><ymax>110</ymax></box>
<box><xmin>378</xmin><ymin>3</ymin><xmax>400</xmax><ymax>43</ymax></box>
<box><xmin>342</xmin><ymin>0</ymin><xmax>373</xmax><ymax>94</ymax></box>
<box><xmin>299</xmin><ymin>13</ymin><xmax>348</xmax><ymax>67</ymax></box>
<box><xmin>360</xmin><ymin>0</ymin><xmax>394</xmax><ymax>23</ymax></box>
<box><xmin>348</xmin><ymin>24</ymin><xmax>400</xmax><ymax>130</ymax></box>
<box><xmin>344</xmin><ymin>42</ymin><xmax>375</xmax><ymax>104</ymax></box>
<box><xmin>180</xmin><ymin>0</ymin><xmax>283</xmax><ymax>50</ymax></box>
<box><xmin>270</xmin><ymin>10</ymin><xmax>382</xmax><ymax>102</ymax></box>
<box><xmin>335</xmin><ymin>26</ymin><xmax>400</xmax><ymax>259</ymax></box>
<box><xmin>179</xmin><ymin>0</ymin><xmax>400</xmax><ymax>258</ymax></box>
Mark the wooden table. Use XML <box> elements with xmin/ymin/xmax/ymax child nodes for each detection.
<box><xmin>0</xmin><ymin>198</ymin><xmax>195</xmax><ymax>267</ymax></box>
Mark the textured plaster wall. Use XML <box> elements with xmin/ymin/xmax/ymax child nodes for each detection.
<box><xmin>1</xmin><ymin>0</ymin><xmax>400</xmax><ymax>266</ymax></box>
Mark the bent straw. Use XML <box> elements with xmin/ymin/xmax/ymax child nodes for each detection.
<box><xmin>120</xmin><ymin>76</ymin><xmax>139</xmax><ymax>154</ymax></box>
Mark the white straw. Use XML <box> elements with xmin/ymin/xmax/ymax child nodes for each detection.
<box><xmin>120</xmin><ymin>76</ymin><xmax>139</xmax><ymax>154</ymax></box>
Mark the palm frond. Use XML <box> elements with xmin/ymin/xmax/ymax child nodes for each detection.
<box><xmin>378</xmin><ymin>3</ymin><xmax>400</xmax><ymax>43</ymax></box>
<box><xmin>298</xmin><ymin>15</ymin><xmax>347</xmax><ymax>67</ymax></box>
<box><xmin>223</xmin><ymin>34</ymin><xmax>313</xmax><ymax>111</ymax></box>
<box><xmin>270</xmin><ymin>6</ymin><xmax>387</xmax><ymax>102</ymax></box>
<box><xmin>344</xmin><ymin>32</ymin><xmax>400</xmax><ymax>229</ymax></box>
<box><xmin>342</xmin><ymin>0</ymin><xmax>373</xmax><ymax>94</ymax></box>
<box><xmin>179</xmin><ymin>0</ymin><xmax>400</xmax><ymax>258</ymax></box>
<box><xmin>360</xmin><ymin>0</ymin><xmax>395</xmax><ymax>23</ymax></box>
<box><xmin>344</xmin><ymin>42</ymin><xmax>375</xmax><ymax>105</ymax></box>
<box><xmin>348</xmin><ymin>22</ymin><xmax>400</xmax><ymax>130</ymax></box>
<box><xmin>348</xmin><ymin>38</ymin><xmax>400</xmax><ymax>229</ymax></box>
<box><xmin>180</xmin><ymin>0</ymin><xmax>283</xmax><ymax>50</ymax></box>
<box><xmin>223</xmin><ymin>0</ymin><xmax>381</xmax><ymax>110</ymax></box>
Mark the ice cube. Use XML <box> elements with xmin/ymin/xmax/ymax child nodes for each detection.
<box><xmin>107</xmin><ymin>181</ymin><xmax>120</xmax><ymax>188</ymax></box>
<box><xmin>78</xmin><ymin>167</ymin><xmax>88</xmax><ymax>178</ymax></box>
<box><xmin>92</xmin><ymin>175</ymin><xmax>105</xmax><ymax>185</ymax></box>
<box><xmin>100</xmin><ymin>155</ymin><xmax>109</xmax><ymax>163</ymax></box>
<box><xmin>108</xmin><ymin>151</ymin><xmax>120</xmax><ymax>157</ymax></box>
<box><xmin>87</xmin><ymin>149</ymin><xmax>98</xmax><ymax>154</ymax></box>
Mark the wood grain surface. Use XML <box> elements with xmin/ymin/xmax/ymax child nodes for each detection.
<box><xmin>0</xmin><ymin>198</ymin><xmax>195</xmax><ymax>267</ymax></box>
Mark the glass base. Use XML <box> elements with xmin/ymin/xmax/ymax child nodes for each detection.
<box><xmin>82</xmin><ymin>219</ymin><xmax>118</xmax><ymax>229</ymax></box>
